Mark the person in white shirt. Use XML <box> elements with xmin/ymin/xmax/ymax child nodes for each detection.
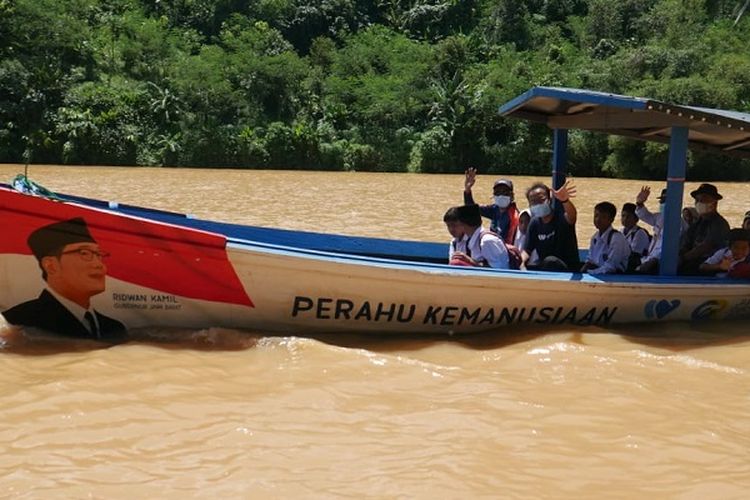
<box><xmin>581</xmin><ymin>201</ymin><xmax>631</xmax><ymax>275</ymax></box>
<box><xmin>444</xmin><ymin>204</ymin><xmax>509</xmax><ymax>269</ymax></box>
<box><xmin>699</xmin><ymin>228</ymin><xmax>750</xmax><ymax>278</ymax></box>
<box><xmin>621</xmin><ymin>202</ymin><xmax>650</xmax><ymax>258</ymax></box>
<box><xmin>634</xmin><ymin>186</ymin><xmax>666</xmax><ymax>273</ymax></box>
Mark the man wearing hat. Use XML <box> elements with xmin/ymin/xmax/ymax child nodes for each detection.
<box><xmin>463</xmin><ymin>168</ymin><xmax>520</xmax><ymax>245</ymax></box>
<box><xmin>679</xmin><ymin>183</ymin><xmax>730</xmax><ymax>275</ymax></box>
<box><xmin>2</xmin><ymin>217</ymin><xmax>126</xmax><ymax>342</ymax></box>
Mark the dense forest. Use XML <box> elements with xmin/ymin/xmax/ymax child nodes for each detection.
<box><xmin>2</xmin><ymin>0</ymin><xmax>750</xmax><ymax>178</ymax></box>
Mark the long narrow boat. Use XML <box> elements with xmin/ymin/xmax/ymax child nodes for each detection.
<box><xmin>2</xmin><ymin>87</ymin><xmax>750</xmax><ymax>339</ymax></box>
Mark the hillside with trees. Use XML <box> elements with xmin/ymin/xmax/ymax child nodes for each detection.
<box><xmin>2</xmin><ymin>0</ymin><xmax>750</xmax><ymax>179</ymax></box>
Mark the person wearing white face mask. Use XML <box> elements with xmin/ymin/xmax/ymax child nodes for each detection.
<box><xmin>679</xmin><ymin>183</ymin><xmax>730</xmax><ymax>275</ymax></box>
<box><xmin>521</xmin><ymin>180</ymin><xmax>579</xmax><ymax>271</ymax></box>
<box><xmin>463</xmin><ymin>168</ymin><xmax>519</xmax><ymax>245</ymax></box>
<box><xmin>634</xmin><ymin>186</ymin><xmax>666</xmax><ymax>274</ymax></box>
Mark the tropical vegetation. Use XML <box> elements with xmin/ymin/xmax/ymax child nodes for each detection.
<box><xmin>2</xmin><ymin>0</ymin><xmax>750</xmax><ymax>178</ymax></box>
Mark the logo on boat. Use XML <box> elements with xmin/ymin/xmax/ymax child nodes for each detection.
<box><xmin>691</xmin><ymin>300</ymin><xmax>728</xmax><ymax>321</ymax></box>
<box><xmin>644</xmin><ymin>299</ymin><xmax>681</xmax><ymax>320</ymax></box>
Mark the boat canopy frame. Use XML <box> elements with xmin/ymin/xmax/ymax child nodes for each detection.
<box><xmin>498</xmin><ymin>86</ymin><xmax>750</xmax><ymax>276</ymax></box>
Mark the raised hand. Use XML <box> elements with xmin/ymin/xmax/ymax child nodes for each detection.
<box><xmin>552</xmin><ymin>179</ymin><xmax>577</xmax><ymax>202</ymax></box>
<box><xmin>636</xmin><ymin>186</ymin><xmax>651</xmax><ymax>204</ymax></box>
<box><xmin>464</xmin><ymin>168</ymin><xmax>477</xmax><ymax>192</ymax></box>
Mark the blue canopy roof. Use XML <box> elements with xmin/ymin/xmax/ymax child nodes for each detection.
<box><xmin>499</xmin><ymin>87</ymin><xmax>750</xmax><ymax>158</ymax></box>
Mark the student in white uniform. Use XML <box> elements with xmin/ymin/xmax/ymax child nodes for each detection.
<box><xmin>581</xmin><ymin>201</ymin><xmax>631</xmax><ymax>275</ymax></box>
<box><xmin>444</xmin><ymin>204</ymin><xmax>509</xmax><ymax>269</ymax></box>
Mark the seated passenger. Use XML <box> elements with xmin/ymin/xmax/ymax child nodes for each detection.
<box><xmin>443</xmin><ymin>204</ymin><xmax>509</xmax><ymax>269</ymax></box>
<box><xmin>621</xmin><ymin>202</ymin><xmax>650</xmax><ymax>258</ymax></box>
<box><xmin>463</xmin><ymin>168</ymin><xmax>519</xmax><ymax>244</ymax></box>
<box><xmin>581</xmin><ymin>202</ymin><xmax>630</xmax><ymax>274</ymax></box>
<box><xmin>634</xmin><ymin>186</ymin><xmax>666</xmax><ymax>274</ymax></box>
<box><xmin>522</xmin><ymin>180</ymin><xmax>579</xmax><ymax>271</ymax></box>
<box><xmin>679</xmin><ymin>183</ymin><xmax>730</xmax><ymax>275</ymax></box>
<box><xmin>699</xmin><ymin>228</ymin><xmax>750</xmax><ymax>278</ymax></box>
<box><xmin>682</xmin><ymin>207</ymin><xmax>698</xmax><ymax>229</ymax></box>
<box><xmin>514</xmin><ymin>209</ymin><xmax>531</xmax><ymax>253</ymax></box>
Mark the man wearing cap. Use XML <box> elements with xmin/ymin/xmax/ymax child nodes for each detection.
<box><xmin>2</xmin><ymin>217</ymin><xmax>126</xmax><ymax>342</ymax></box>
<box><xmin>679</xmin><ymin>183</ymin><xmax>730</xmax><ymax>275</ymax></box>
<box><xmin>633</xmin><ymin>186</ymin><xmax>666</xmax><ymax>273</ymax></box>
<box><xmin>463</xmin><ymin>168</ymin><xmax>519</xmax><ymax>245</ymax></box>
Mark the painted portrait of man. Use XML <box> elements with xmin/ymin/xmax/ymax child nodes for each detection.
<box><xmin>2</xmin><ymin>217</ymin><xmax>126</xmax><ymax>342</ymax></box>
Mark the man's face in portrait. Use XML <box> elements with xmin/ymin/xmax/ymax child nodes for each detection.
<box><xmin>43</xmin><ymin>242</ymin><xmax>108</xmax><ymax>300</ymax></box>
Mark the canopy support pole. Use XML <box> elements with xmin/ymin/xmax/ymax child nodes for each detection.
<box><xmin>659</xmin><ymin>126</ymin><xmax>688</xmax><ymax>276</ymax></box>
<box><xmin>551</xmin><ymin>129</ymin><xmax>568</xmax><ymax>190</ymax></box>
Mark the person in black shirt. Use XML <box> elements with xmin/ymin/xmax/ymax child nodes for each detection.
<box><xmin>679</xmin><ymin>183</ymin><xmax>730</xmax><ymax>275</ymax></box>
<box><xmin>522</xmin><ymin>180</ymin><xmax>580</xmax><ymax>271</ymax></box>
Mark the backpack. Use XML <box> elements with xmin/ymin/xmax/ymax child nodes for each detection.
<box><xmin>623</xmin><ymin>227</ymin><xmax>651</xmax><ymax>273</ymax></box>
<box><xmin>476</xmin><ymin>230</ymin><xmax>522</xmax><ymax>270</ymax></box>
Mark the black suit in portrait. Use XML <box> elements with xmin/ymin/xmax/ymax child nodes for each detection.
<box><xmin>2</xmin><ymin>290</ymin><xmax>127</xmax><ymax>343</ymax></box>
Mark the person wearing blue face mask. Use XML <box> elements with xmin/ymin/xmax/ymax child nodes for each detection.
<box><xmin>463</xmin><ymin>168</ymin><xmax>519</xmax><ymax>245</ymax></box>
<box><xmin>521</xmin><ymin>180</ymin><xmax>579</xmax><ymax>271</ymax></box>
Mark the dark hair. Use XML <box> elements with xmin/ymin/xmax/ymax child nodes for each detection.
<box><xmin>621</xmin><ymin>202</ymin><xmax>638</xmax><ymax>219</ymax></box>
<box><xmin>456</xmin><ymin>204</ymin><xmax>482</xmax><ymax>227</ymax></box>
<box><xmin>443</xmin><ymin>207</ymin><xmax>460</xmax><ymax>223</ymax></box>
<box><xmin>595</xmin><ymin>201</ymin><xmax>617</xmax><ymax>220</ymax></box>
<box><xmin>525</xmin><ymin>182</ymin><xmax>550</xmax><ymax>201</ymax></box>
<box><xmin>728</xmin><ymin>228</ymin><xmax>750</xmax><ymax>244</ymax></box>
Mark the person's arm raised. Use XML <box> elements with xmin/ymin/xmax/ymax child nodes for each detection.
<box><xmin>552</xmin><ymin>179</ymin><xmax>577</xmax><ymax>225</ymax></box>
<box><xmin>463</xmin><ymin>168</ymin><xmax>477</xmax><ymax>205</ymax></box>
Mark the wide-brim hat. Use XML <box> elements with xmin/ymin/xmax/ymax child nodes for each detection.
<box><xmin>690</xmin><ymin>183</ymin><xmax>722</xmax><ymax>200</ymax></box>
<box><xmin>27</xmin><ymin>217</ymin><xmax>97</xmax><ymax>261</ymax></box>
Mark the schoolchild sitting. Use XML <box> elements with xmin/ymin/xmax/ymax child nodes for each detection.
<box><xmin>443</xmin><ymin>204</ymin><xmax>510</xmax><ymax>269</ymax></box>
<box><xmin>621</xmin><ymin>202</ymin><xmax>650</xmax><ymax>271</ymax></box>
<box><xmin>580</xmin><ymin>202</ymin><xmax>630</xmax><ymax>275</ymax></box>
<box><xmin>699</xmin><ymin>228</ymin><xmax>750</xmax><ymax>278</ymax></box>
<box><xmin>622</xmin><ymin>203</ymin><xmax>650</xmax><ymax>255</ymax></box>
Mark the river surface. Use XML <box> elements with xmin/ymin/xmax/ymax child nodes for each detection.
<box><xmin>1</xmin><ymin>164</ymin><xmax>749</xmax><ymax>498</ymax></box>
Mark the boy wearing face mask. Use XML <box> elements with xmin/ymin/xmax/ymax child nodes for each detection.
<box><xmin>633</xmin><ymin>186</ymin><xmax>668</xmax><ymax>274</ymax></box>
<box><xmin>679</xmin><ymin>183</ymin><xmax>730</xmax><ymax>275</ymax></box>
<box><xmin>463</xmin><ymin>168</ymin><xmax>519</xmax><ymax>245</ymax></box>
<box><xmin>522</xmin><ymin>180</ymin><xmax>579</xmax><ymax>271</ymax></box>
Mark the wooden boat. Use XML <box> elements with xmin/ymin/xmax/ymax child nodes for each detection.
<box><xmin>2</xmin><ymin>87</ymin><xmax>750</xmax><ymax>339</ymax></box>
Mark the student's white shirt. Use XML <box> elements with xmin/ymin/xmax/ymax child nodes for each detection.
<box><xmin>466</xmin><ymin>227</ymin><xmax>509</xmax><ymax>269</ymax></box>
<box><xmin>702</xmin><ymin>247</ymin><xmax>742</xmax><ymax>277</ymax></box>
<box><xmin>449</xmin><ymin>235</ymin><xmax>468</xmax><ymax>260</ymax></box>
<box><xmin>622</xmin><ymin>225</ymin><xmax>650</xmax><ymax>256</ymax></box>
<box><xmin>636</xmin><ymin>205</ymin><xmax>663</xmax><ymax>261</ymax></box>
<box><xmin>587</xmin><ymin>226</ymin><xmax>630</xmax><ymax>274</ymax></box>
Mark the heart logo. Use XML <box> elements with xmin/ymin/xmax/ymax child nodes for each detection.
<box><xmin>645</xmin><ymin>299</ymin><xmax>681</xmax><ymax>319</ymax></box>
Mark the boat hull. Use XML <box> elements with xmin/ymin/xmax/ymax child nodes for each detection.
<box><xmin>2</xmin><ymin>186</ymin><xmax>749</xmax><ymax>336</ymax></box>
